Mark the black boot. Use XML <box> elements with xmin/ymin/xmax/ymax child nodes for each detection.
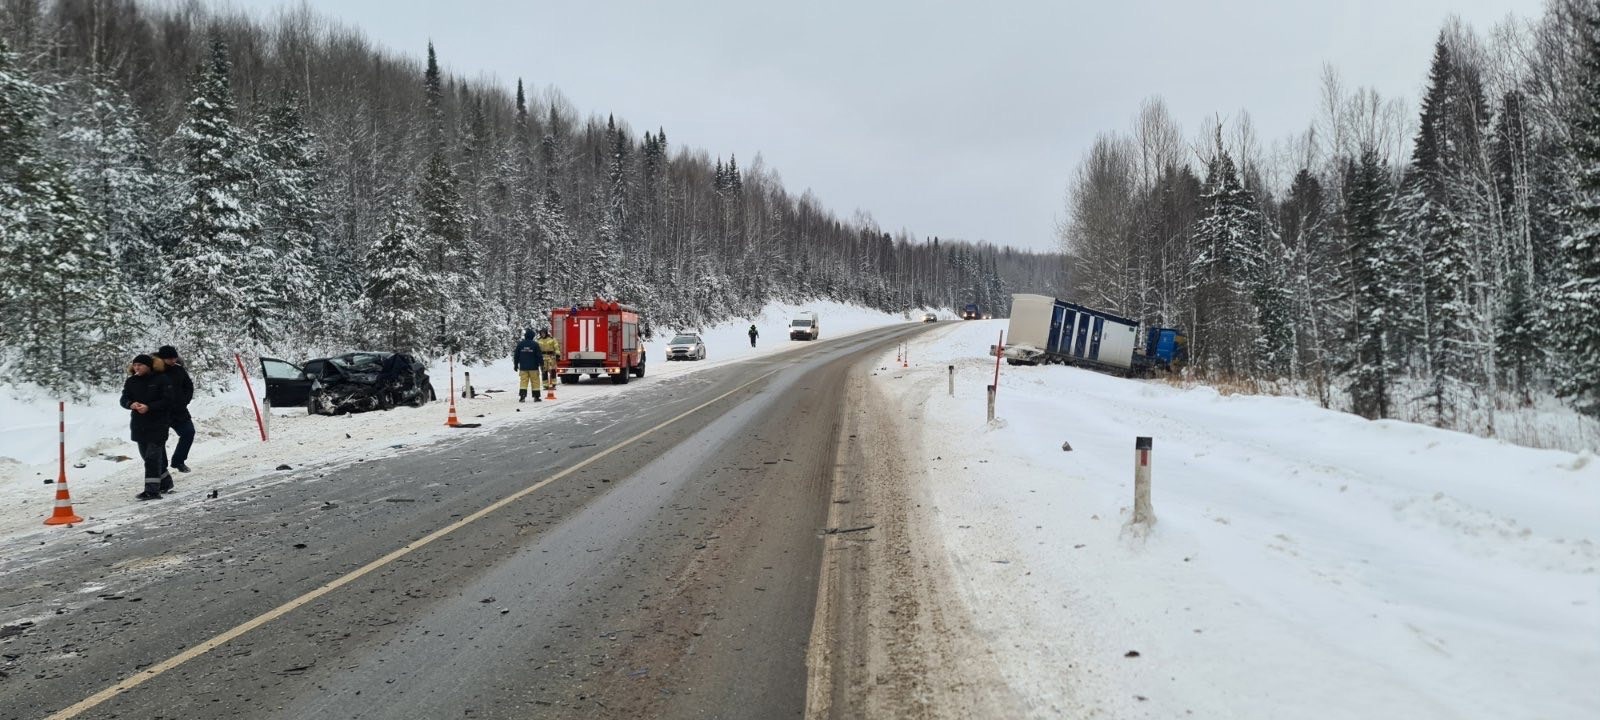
<box><xmin>159</xmin><ymin>472</ymin><xmax>174</xmax><ymax>494</ymax></box>
<box><xmin>519</xmin><ymin>389</ymin><xmax>527</xmax><ymax>403</ymax></box>
<box><xmin>135</xmin><ymin>482</ymin><xmax>164</xmax><ymax>501</ymax></box>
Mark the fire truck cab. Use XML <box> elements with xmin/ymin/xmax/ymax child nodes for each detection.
<box><xmin>552</xmin><ymin>298</ymin><xmax>647</xmax><ymax>385</ymax></box>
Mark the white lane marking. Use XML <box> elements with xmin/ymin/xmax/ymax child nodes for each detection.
<box><xmin>46</xmin><ymin>368</ymin><xmax>781</xmax><ymax>720</ymax></box>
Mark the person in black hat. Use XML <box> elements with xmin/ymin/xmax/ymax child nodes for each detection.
<box><xmin>513</xmin><ymin>329</ymin><xmax>544</xmax><ymax>403</ymax></box>
<box><xmin>155</xmin><ymin>345</ymin><xmax>195</xmax><ymax>477</ymax></box>
<box><xmin>120</xmin><ymin>354</ymin><xmax>174</xmax><ymax>501</ymax></box>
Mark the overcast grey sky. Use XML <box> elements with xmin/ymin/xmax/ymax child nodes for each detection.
<box><xmin>244</xmin><ymin>0</ymin><xmax>1541</xmax><ymax>252</ymax></box>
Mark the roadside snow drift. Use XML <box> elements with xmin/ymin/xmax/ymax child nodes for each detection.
<box><xmin>884</xmin><ymin>319</ymin><xmax>1599</xmax><ymax>720</ymax></box>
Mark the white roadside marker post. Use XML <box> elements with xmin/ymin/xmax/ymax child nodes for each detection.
<box><xmin>986</xmin><ymin>384</ymin><xmax>996</xmax><ymax>423</ymax></box>
<box><xmin>1133</xmin><ymin>436</ymin><xmax>1155</xmax><ymax>525</ymax></box>
<box><xmin>948</xmin><ymin>365</ymin><xmax>954</xmax><ymax>397</ymax></box>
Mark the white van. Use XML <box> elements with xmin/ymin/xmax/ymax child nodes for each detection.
<box><xmin>789</xmin><ymin>311</ymin><xmax>820</xmax><ymax>340</ymax></box>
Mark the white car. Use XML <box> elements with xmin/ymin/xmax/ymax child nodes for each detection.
<box><xmin>665</xmin><ymin>333</ymin><xmax>707</xmax><ymax>361</ymax></box>
<box><xmin>922</xmin><ymin>312</ymin><xmax>938</xmax><ymax>323</ymax></box>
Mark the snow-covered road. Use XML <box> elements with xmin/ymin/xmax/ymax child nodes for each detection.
<box><xmin>882</xmin><ymin>319</ymin><xmax>1599</xmax><ymax>719</ymax></box>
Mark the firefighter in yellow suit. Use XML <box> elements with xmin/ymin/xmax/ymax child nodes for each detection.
<box><xmin>538</xmin><ymin>329</ymin><xmax>560</xmax><ymax>391</ymax></box>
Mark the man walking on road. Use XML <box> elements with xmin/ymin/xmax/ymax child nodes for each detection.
<box><xmin>514</xmin><ymin>329</ymin><xmax>544</xmax><ymax>403</ymax></box>
<box><xmin>121</xmin><ymin>354</ymin><xmax>173</xmax><ymax>501</ymax></box>
<box><xmin>748</xmin><ymin>324</ymin><xmax>759</xmax><ymax>348</ymax></box>
<box><xmin>155</xmin><ymin>345</ymin><xmax>194</xmax><ymax>482</ymax></box>
<box><xmin>538</xmin><ymin>329</ymin><xmax>560</xmax><ymax>391</ymax></box>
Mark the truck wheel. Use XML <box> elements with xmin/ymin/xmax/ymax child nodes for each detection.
<box><xmin>613</xmin><ymin>368</ymin><xmax>630</xmax><ymax>384</ymax></box>
<box><xmin>634</xmin><ymin>360</ymin><xmax>645</xmax><ymax>378</ymax></box>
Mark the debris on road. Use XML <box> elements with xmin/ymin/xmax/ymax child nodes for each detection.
<box><xmin>823</xmin><ymin>525</ymin><xmax>875</xmax><ymax>535</ymax></box>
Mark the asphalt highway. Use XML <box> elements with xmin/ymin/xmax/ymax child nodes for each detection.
<box><xmin>0</xmin><ymin>322</ymin><xmax>934</xmax><ymax>720</ymax></box>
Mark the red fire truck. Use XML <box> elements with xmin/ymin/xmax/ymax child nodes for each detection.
<box><xmin>552</xmin><ymin>298</ymin><xmax>647</xmax><ymax>385</ymax></box>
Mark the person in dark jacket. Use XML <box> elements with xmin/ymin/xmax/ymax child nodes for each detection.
<box><xmin>513</xmin><ymin>329</ymin><xmax>544</xmax><ymax>403</ymax></box>
<box><xmin>748</xmin><ymin>324</ymin><xmax>758</xmax><ymax>348</ymax></box>
<box><xmin>120</xmin><ymin>354</ymin><xmax>174</xmax><ymax>501</ymax></box>
<box><xmin>155</xmin><ymin>345</ymin><xmax>194</xmax><ymax>476</ymax></box>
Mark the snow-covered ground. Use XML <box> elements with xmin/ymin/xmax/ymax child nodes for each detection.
<box><xmin>0</xmin><ymin>300</ymin><xmax>926</xmax><ymax>547</ymax></box>
<box><xmin>882</xmin><ymin>319</ymin><xmax>1600</xmax><ymax>719</ymax></box>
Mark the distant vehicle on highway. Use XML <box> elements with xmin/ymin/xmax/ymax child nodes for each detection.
<box><xmin>790</xmin><ymin>311</ymin><xmax>820</xmax><ymax>340</ymax></box>
<box><xmin>922</xmin><ymin>312</ymin><xmax>938</xmax><ymax>323</ymax></box>
<box><xmin>666</xmin><ymin>333</ymin><xmax>707</xmax><ymax>361</ymax></box>
<box><xmin>961</xmin><ymin>303</ymin><xmax>981</xmax><ymax>320</ymax></box>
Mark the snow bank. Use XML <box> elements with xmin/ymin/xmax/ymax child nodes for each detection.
<box><xmin>883</xmin><ymin>319</ymin><xmax>1600</xmax><ymax>719</ymax></box>
<box><xmin>0</xmin><ymin>300</ymin><xmax>920</xmax><ymax>549</ymax></box>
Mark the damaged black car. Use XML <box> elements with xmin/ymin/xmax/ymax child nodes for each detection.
<box><xmin>261</xmin><ymin>352</ymin><xmax>436</xmax><ymax>415</ymax></box>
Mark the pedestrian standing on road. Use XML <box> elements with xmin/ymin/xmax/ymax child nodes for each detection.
<box><xmin>538</xmin><ymin>328</ymin><xmax>560</xmax><ymax>391</ymax></box>
<box><xmin>155</xmin><ymin>345</ymin><xmax>194</xmax><ymax>480</ymax></box>
<box><xmin>748</xmin><ymin>324</ymin><xmax>758</xmax><ymax>348</ymax></box>
<box><xmin>121</xmin><ymin>354</ymin><xmax>173</xmax><ymax>501</ymax></box>
<box><xmin>514</xmin><ymin>329</ymin><xmax>544</xmax><ymax>403</ymax></box>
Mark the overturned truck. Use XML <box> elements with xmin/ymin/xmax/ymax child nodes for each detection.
<box><xmin>999</xmin><ymin>293</ymin><xmax>1185</xmax><ymax>377</ymax></box>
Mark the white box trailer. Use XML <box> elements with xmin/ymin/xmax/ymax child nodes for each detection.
<box><xmin>1002</xmin><ymin>293</ymin><xmax>1141</xmax><ymax>372</ymax></box>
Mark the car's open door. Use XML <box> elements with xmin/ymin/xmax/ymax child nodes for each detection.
<box><xmin>260</xmin><ymin>357</ymin><xmax>311</xmax><ymax>407</ymax></box>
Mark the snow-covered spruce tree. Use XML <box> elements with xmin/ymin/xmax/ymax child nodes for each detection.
<box><xmin>415</xmin><ymin>43</ymin><xmax>505</xmax><ymax>358</ymax></box>
<box><xmin>1548</xmin><ymin>6</ymin><xmax>1600</xmax><ymax>418</ymax></box>
<box><xmin>1496</xmin><ymin>265</ymin><xmax>1540</xmax><ymax>404</ymax></box>
<box><xmin>417</xmin><ymin>43</ymin><xmax>465</xmax><ymax>349</ymax></box>
<box><xmin>167</xmin><ymin>38</ymin><xmax>274</xmax><ymax>371</ymax></box>
<box><xmin>1402</xmin><ymin>33</ymin><xmax>1488</xmax><ymax>428</ymax></box>
<box><xmin>0</xmin><ymin>40</ymin><xmax>137</xmax><ymax>394</ymax></box>
<box><xmin>255</xmin><ymin>90</ymin><xmax>333</xmax><ymax>346</ymax></box>
<box><xmin>1188</xmin><ymin>136</ymin><xmax>1262</xmax><ymax>377</ymax></box>
<box><xmin>502</xmin><ymin>79</ymin><xmax>545</xmax><ymax>327</ymax></box>
<box><xmin>537</xmin><ymin>112</ymin><xmax>577</xmax><ymax>308</ymax></box>
<box><xmin>1281</xmin><ymin>169</ymin><xmax>1337</xmax><ymax>402</ymax></box>
<box><xmin>359</xmin><ymin>203</ymin><xmax>439</xmax><ymax>353</ymax></box>
<box><xmin>1490</xmin><ymin>89</ymin><xmax>1544</xmax><ymax>403</ymax></box>
<box><xmin>0</xmin><ymin>36</ymin><xmax>53</xmax><ymax>343</ymax></box>
<box><xmin>588</xmin><ymin>115</ymin><xmax>628</xmax><ymax>301</ymax></box>
<box><xmin>1246</xmin><ymin>175</ymin><xmax>1296</xmax><ymax>378</ymax></box>
<box><xmin>1343</xmin><ymin>149</ymin><xmax>1405</xmax><ymax>420</ymax></box>
<box><xmin>52</xmin><ymin>76</ymin><xmax>164</xmax><ymax>291</ymax></box>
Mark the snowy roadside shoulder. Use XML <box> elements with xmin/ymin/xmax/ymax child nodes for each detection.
<box><xmin>0</xmin><ymin>300</ymin><xmax>922</xmax><ymax>561</ymax></box>
<box><xmin>877</xmin><ymin>319</ymin><xmax>1600</xmax><ymax>720</ymax></box>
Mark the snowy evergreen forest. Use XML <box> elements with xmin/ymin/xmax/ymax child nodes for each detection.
<box><xmin>1062</xmin><ymin>0</ymin><xmax>1600</xmax><ymax>431</ymax></box>
<box><xmin>0</xmin><ymin>0</ymin><xmax>1062</xmax><ymax>396</ymax></box>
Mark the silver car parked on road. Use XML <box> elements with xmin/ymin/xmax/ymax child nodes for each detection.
<box><xmin>666</xmin><ymin>333</ymin><xmax>707</xmax><ymax>361</ymax></box>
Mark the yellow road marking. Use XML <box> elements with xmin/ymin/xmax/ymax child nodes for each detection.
<box><xmin>47</xmin><ymin>369</ymin><xmax>779</xmax><ymax>720</ymax></box>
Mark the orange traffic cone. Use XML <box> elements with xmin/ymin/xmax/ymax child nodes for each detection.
<box><xmin>44</xmin><ymin>479</ymin><xmax>82</xmax><ymax>525</ymax></box>
<box><xmin>46</xmin><ymin>402</ymin><xmax>83</xmax><ymax>526</ymax></box>
<box><xmin>445</xmin><ymin>355</ymin><xmax>462</xmax><ymax>427</ymax></box>
<box><xmin>902</xmin><ymin>346</ymin><xmax>909</xmax><ymax>369</ymax></box>
<box><xmin>545</xmin><ymin>380</ymin><xmax>557</xmax><ymax>401</ymax></box>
